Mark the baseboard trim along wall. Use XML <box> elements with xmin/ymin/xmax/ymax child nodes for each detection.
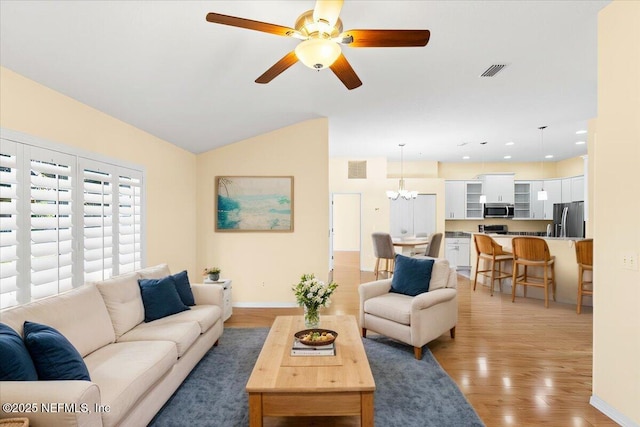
<box><xmin>590</xmin><ymin>395</ymin><xmax>639</xmax><ymax>427</ymax></box>
<box><xmin>233</xmin><ymin>302</ymin><xmax>299</xmax><ymax>308</ymax></box>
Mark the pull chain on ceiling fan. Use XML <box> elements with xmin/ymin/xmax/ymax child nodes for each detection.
<box><xmin>205</xmin><ymin>0</ymin><xmax>431</xmax><ymax>90</ymax></box>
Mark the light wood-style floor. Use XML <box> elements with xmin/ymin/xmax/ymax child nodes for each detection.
<box><xmin>226</xmin><ymin>252</ymin><xmax>616</xmax><ymax>427</ymax></box>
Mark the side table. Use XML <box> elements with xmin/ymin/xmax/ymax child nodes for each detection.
<box><xmin>202</xmin><ymin>278</ymin><xmax>232</xmax><ymax>321</ymax></box>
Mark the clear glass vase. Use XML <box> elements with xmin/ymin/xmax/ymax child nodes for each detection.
<box><xmin>303</xmin><ymin>305</ymin><xmax>320</xmax><ymax>328</ymax></box>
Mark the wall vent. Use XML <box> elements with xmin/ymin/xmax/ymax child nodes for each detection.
<box><xmin>348</xmin><ymin>161</ymin><xmax>367</xmax><ymax>179</ymax></box>
<box><xmin>480</xmin><ymin>64</ymin><xmax>507</xmax><ymax>77</ymax></box>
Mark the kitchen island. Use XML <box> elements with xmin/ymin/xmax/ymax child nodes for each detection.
<box><xmin>470</xmin><ymin>234</ymin><xmax>592</xmax><ymax>308</ymax></box>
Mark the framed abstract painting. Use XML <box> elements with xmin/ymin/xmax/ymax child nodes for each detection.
<box><xmin>215</xmin><ymin>176</ymin><xmax>294</xmax><ymax>232</ymax></box>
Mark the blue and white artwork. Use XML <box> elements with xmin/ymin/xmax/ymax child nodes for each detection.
<box><xmin>216</xmin><ymin>176</ymin><xmax>293</xmax><ymax>231</ymax></box>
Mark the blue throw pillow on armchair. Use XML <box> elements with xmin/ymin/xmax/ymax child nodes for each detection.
<box><xmin>0</xmin><ymin>323</ymin><xmax>38</xmax><ymax>381</ymax></box>
<box><xmin>390</xmin><ymin>255</ymin><xmax>435</xmax><ymax>297</ymax></box>
<box><xmin>23</xmin><ymin>321</ymin><xmax>91</xmax><ymax>381</ymax></box>
<box><xmin>139</xmin><ymin>275</ymin><xmax>190</xmax><ymax>322</ymax></box>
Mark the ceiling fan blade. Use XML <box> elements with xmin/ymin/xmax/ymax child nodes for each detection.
<box><xmin>339</xmin><ymin>29</ymin><xmax>430</xmax><ymax>47</ymax></box>
<box><xmin>330</xmin><ymin>53</ymin><xmax>362</xmax><ymax>90</ymax></box>
<box><xmin>255</xmin><ymin>51</ymin><xmax>299</xmax><ymax>84</ymax></box>
<box><xmin>206</xmin><ymin>13</ymin><xmax>299</xmax><ymax>38</ymax></box>
<box><xmin>313</xmin><ymin>0</ymin><xmax>344</xmax><ymax>27</ymax></box>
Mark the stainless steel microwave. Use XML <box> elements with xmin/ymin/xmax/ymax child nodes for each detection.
<box><xmin>484</xmin><ymin>204</ymin><xmax>515</xmax><ymax>218</ymax></box>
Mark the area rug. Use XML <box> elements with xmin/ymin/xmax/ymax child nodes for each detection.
<box><xmin>149</xmin><ymin>328</ymin><xmax>484</xmax><ymax>427</ymax></box>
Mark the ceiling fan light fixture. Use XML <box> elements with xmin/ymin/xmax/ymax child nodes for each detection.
<box><xmin>295</xmin><ymin>38</ymin><xmax>341</xmax><ymax>70</ymax></box>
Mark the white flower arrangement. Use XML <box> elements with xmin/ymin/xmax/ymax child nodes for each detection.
<box><xmin>292</xmin><ymin>273</ymin><xmax>338</xmax><ymax>310</ymax></box>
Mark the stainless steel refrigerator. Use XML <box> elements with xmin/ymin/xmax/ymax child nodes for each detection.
<box><xmin>552</xmin><ymin>202</ymin><xmax>585</xmax><ymax>238</ymax></box>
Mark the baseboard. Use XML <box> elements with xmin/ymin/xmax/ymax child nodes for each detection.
<box><xmin>590</xmin><ymin>395</ymin><xmax>639</xmax><ymax>427</ymax></box>
<box><xmin>233</xmin><ymin>302</ymin><xmax>298</xmax><ymax>308</ymax></box>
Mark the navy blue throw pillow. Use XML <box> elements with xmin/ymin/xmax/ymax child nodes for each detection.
<box><xmin>172</xmin><ymin>270</ymin><xmax>195</xmax><ymax>306</ymax></box>
<box><xmin>0</xmin><ymin>323</ymin><xmax>38</xmax><ymax>381</ymax></box>
<box><xmin>390</xmin><ymin>255</ymin><xmax>435</xmax><ymax>297</ymax></box>
<box><xmin>139</xmin><ymin>276</ymin><xmax>190</xmax><ymax>322</ymax></box>
<box><xmin>23</xmin><ymin>321</ymin><xmax>91</xmax><ymax>381</ymax></box>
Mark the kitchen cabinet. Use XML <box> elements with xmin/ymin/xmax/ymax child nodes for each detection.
<box><xmin>571</xmin><ymin>176</ymin><xmax>585</xmax><ymax>202</ymax></box>
<box><xmin>465</xmin><ymin>181</ymin><xmax>483</xmax><ymax>219</ymax></box>
<box><xmin>445</xmin><ymin>237</ymin><xmax>471</xmax><ymax>269</ymax></box>
<box><xmin>530</xmin><ymin>180</ymin><xmax>545</xmax><ymax>219</ymax></box>
<box><xmin>445</xmin><ymin>180</ymin><xmax>483</xmax><ymax>219</ymax></box>
<box><xmin>445</xmin><ymin>181</ymin><xmax>465</xmax><ymax>219</ymax></box>
<box><xmin>513</xmin><ymin>181</ymin><xmax>531</xmax><ymax>219</ymax></box>
<box><xmin>543</xmin><ymin>179</ymin><xmax>562</xmax><ymax>219</ymax></box>
<box><xmin>480</xmin><ymin>174</ymin><xmax>515</xmax><ymax>204</ymax></box>
<box><xmin>561</xmin><ymin>178</ymin><xmax>572</xmax><ymax>203</ymax></box>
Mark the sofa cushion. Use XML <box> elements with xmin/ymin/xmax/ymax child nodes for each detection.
<box><xmin>172</xmin><ymin>270</ymin><xmax>195</xmax><ymax>306</ymax></box>
<box><xmin>118</xmin><ymin>321</ymin><xmax>200</xmax><ymax>357</ymax></box>
<box><xmin>137</xmin><ymin>263</ymin><xmax>171</xmax><ymax>280</ymax></box>
<box><xmin>138</xmin><ymin>305</ymin><xmax>221</xmax><ymax>334</ymax></box>
<box><xmin>364</xmin><ymin>293</ymin><xmax>412</xmax><ymax>325</ymax></box>
<box><xmin>391</xmin><ymin>255</ymin><xmax>434</xmax><ymax>297</ymax></box>
<box><xmin>0</xmin><ymin>284</ymin><xmax>115</xmax><ymax>357</ymax></box>
<box><xmin>429</xmin><ymin>259</ymin><xmax>452</xmax><ymax>291</ymax></box>
<box><xmin>0</xmin><ymin>323</ymin><xmax>38</xmax><ymax>381</ymax></box>
<box><xmin>95</xmin><ymin>272</ymin><xmax>144</xmax><ymax>339</ymax></box>
<box><xmin>138</xmin><ymin>276</ymin><xmax>190</xmax><ymax>322</ymax></box>
<box><xmin>84</xmin><ymin>340</ymin><xmax>177</xmax><ymax>427</ymax></box>
<box><xmin>23</xmin><ymin>321</ymin><xmax>91</xmax><ymax>381</ymax></box>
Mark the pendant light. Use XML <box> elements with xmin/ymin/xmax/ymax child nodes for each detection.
<box><xmin>387</xmin><ymin>143</ymin><xmax>418</xmax><ymax>200</ymax></box>
<box><xmin>537</xmin><ymin>126</ymin><xmax>548</xmax><ymax>201</ymax></box>
<box><xmin>479</xmin><ymin>141</ymin><xmax>487</xmax><ymax>204</ymax></box>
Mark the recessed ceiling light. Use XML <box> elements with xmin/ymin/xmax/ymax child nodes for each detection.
<box><xmin>545</xmin><ymin>154</ymin><xmax>554</xmax><ymax>159</ymax></box>
<box><xmin>504</xmin><ymin>155</ymin><xmax>512</xmax><ymax>159</ymax></box>
<box><xmin>576</xmin><ymin>130</ymin><xmax>587</xmax><ymax>135</ymax></box>
<box><xmin>462</xmin><ymin>155</ymin><xmax>470</xmax><ymax>160</ymax></box>
<box><xmin>575</xmin><ymin>141</ymin><xmax>586</xmax><ymax>145</ymax></box>
<box><xmin>505</xmin><ymin>141</ymin><xmax>514</xmax><ymax>146</ymax></box>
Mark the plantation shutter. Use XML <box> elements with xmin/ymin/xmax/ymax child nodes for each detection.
<box><xmin>80</xmin><ymin>159</ymin><xmax>114</xmax><ymax>282</ymax></box>
<box><xmin>117</xmin><ymin>169</ymin><xmax>142</xmax><ymax>273</ymax></box>
<box><xmin>29</xmin><ymin>147</ymin><xmax>75</xmax><ymax>301</ymax></box>
<box><xmin>0</xmin><ymin>140</ymin><xmax>22</xmax><ymax>308</ymax></box>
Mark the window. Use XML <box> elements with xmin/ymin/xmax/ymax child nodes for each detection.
<box><xmin>0</xmin><ymin>132</ymin><xmax>145</xmax><ymax>309</ymax></box>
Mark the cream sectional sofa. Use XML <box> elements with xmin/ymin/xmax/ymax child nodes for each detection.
<box><xmin>0</xmin><ymin>264</ymin><xmax>224</xmax><ymax>427</ymax></box>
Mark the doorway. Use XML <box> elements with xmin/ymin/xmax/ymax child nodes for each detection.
<box><xmin>330</xmin><ymin>193</ymin><xmax>361</xmax><ymax>281</ymax></box>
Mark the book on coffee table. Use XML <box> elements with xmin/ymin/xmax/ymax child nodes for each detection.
<box><xmin>290</xmin><ymin>339</ymin><xmax>335</xmax><ymax>356</ymax></box>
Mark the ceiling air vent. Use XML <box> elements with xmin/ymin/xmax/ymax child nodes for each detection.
<box><xmin>348</xmin><ymin>161</ymin><xmax>367</xmax><ymax>179</ymax></box>
<box><xmin>480</xmin><ymin>64</ymin><xmax>507</xmax><ymax>77</ymax></box>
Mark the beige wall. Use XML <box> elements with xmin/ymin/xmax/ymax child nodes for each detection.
<box><xmin>556</xmin><ymin>156</ymin><xmax>585</xmax><ymax>178</ymax></box>
<box><xmin>329</xmin><ymin>157</ymin><xmax>446</xmax><ymax>271</ymax></box>
<box><xmin>438</xmin><ymin>161</ymin><xmax>559</xmax><ymax>180</ymax></box>
<box><xmin>332</xmin><ymin>194</ymin><xmax>361</xmax><ymax>251</ymax></box>
<box><xmin>196</xmin><ymin>119</ymin><xmax>329</xmax><ymax>306</ymax></box>
<box><xmin>0</xmin><ymin>67</ymin><xmax>198</xmax><ymax>277</ymax></box>
<box><xmin>593</xmin><ymin>2</ymin><xmax>640</xmax><ymax>424</ymax></box>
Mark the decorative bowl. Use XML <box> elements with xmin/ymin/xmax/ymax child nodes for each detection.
<box><xmin>294</xmin><ymin>328</ymin><xmax>338</xmax><ymax>346</ymax></box>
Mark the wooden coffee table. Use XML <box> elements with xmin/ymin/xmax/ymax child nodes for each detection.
<box><xmin>246</xmin><ymin>315</ymin><xmax>376</xmax><ymax>426</ymax></box>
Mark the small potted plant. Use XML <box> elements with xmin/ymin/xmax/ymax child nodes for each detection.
<box><xmin>203</xmin><ymin>267</ymin><xmax>221</xmax><ymax>281</ymax></box>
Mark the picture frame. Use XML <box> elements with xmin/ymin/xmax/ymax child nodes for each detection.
<box><xmin>215</xmin><ymin>176</ymin><xmax>294</xmax><ymax>232</ymax></box>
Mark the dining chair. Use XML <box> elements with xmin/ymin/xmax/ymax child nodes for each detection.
<box><xmin>575</xmin><ymin>239</ymin><xmax>593</xmax><ymax>314</ymax></box>
<box><xmin>371</xmin><ymin>232</ymin><xmax>396</xmax><ymax>279</ymax></box>
<box><xmin>511</xmin><ymin>237</ymin><xmax>556</xmax><ymax>308</ymax></box>
<box><xmin>425</xmin><ymin>233</ymin><xmax>443</xmax><ymax>258</ymax></box>
<box><xmin>473</xmin><ymin>234</ymin><xmax>514</xmax><ymax>296</ymax></box>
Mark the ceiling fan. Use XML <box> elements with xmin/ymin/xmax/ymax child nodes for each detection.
<box><xmin>205</xmin><ymin>0</ymin><xmax>430</xmax><ymax>90</ymax></box>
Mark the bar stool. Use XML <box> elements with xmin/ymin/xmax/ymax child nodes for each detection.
<box><xmin>511</xmin><ymin>237</ymin><xmax>556</xmax><ymax>308</ymax></box>
<box><xmin>575</xmin><ymin>239</ymin><xmax>593</xmax><ymax>314</ymax></box>
<box><xmin>473</xmin><ymin>234</ymin><xmax>514</xmax><ymax>296</ymax></box>
<box><xmin>371</xmin><ymin>232</ymin><xmax>396</xmax><ymax>279</ymax></box>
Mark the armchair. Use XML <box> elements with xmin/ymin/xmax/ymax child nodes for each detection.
<box><xmin>359</xmin><ymin>257</ymin><xmax>457</xmax><ymax>359</ymax></box>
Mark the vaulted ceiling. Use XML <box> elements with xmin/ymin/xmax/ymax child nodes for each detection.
<box><xmin>0</xmin><ymin>1</ymin><xmax>609</xmax><ymax>162</ymax></box>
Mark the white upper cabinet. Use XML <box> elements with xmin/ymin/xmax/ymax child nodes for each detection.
<box><xmin>530</xmin><ymin>180</ymin><xmax>545</xmax><ymax>219</ymax></box>
<box><xmin>445</xmin><ymin>181</ymin><xmax>466</xmax><ymax>219</ymax></box>
<box><xmin>543</xmin><ymin>179</ymin><xmax>563</xmax><ymax>219</ymax></box>
<box><xmin>480</xmin><ymin>174</ymin><xmax>515</xmax><ymax>204</ymax></box>
<box><xmin>561</xmin><ymin>178</ymin><xmax>572</xmax><ymax>203</ymax></box>
<box><xmin>571</xmin><ymin>176</ymin><xmax>585</xmax><ymax>202</ymax></box>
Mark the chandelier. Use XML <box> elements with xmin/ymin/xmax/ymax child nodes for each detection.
<box><xmin>387</xmin><ymin>143</ymin><xmax>418</xmax><ymax>200</ymax></box>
